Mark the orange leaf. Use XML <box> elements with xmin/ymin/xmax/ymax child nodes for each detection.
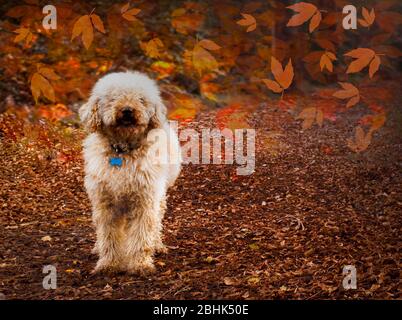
<box><xmin>140</xmin><ymin>38</ymin><xmax>164</xmax><ymax>59</ymax></box>
<box><xmin>370</xmin><ymin>113</ymin><xmax>386</xmax><ymax>131</ymax></box>
<box><xmin>121</xmin><ymin>2</ymin><xmax>130</xmax><ymax>14</ymax></box>
<box><xmin>344</xmin><ymin>48</ymin><xmax>376</xmax><ymax>74</ymax></box>
<box><xmin>71</xmin><ymin>15</ymin><xmax>93</xmax><ymax>49</ymax></box>
<box><xmin>347</xmin><ymin>126</ymin><xmax>372</xmax><ymax>153</ymax></box>
<box><xmin>309</xmin><ymin>10</ymin><xmax>321</xmax><ymax>32</ymax></box>
<box><xmin>262</xmin><ymin>79</ymin><xmax>283</xmax><ymax>93</ymax></box>
<box><xmin>369</xmin><ymin>55</ymin><xmax>381</xmax><ymax>78</ymax></box>
<box><xmin>191</xmin><ymin>45</ymin><xmax>219</xmax><ymax>75</ymax></box>
<box><xmin>198</xmin><ymin>39</ymin><xmax>221</xmax><ymax>51</ymax></box>
<box><xmin>30</xmin><ymin>73</ymin><xmax>56</xmax><ymax>103</ymax></box>
<box><xmin>333</xmin><ymin>82</ymin><xmax>360</xmax><ymax>108</ymax></box>
<box><xmin>271</xmin><ymin>57</ymin><xmax>293</xmax><ymax>90</ymax></box>
<box><xmin>287</xmin><ymin>2</ymin><xmax>318</xmax><ymax>27</ymax></box>
<box><xmin>90</xmin><ymin>14</ymin><xmax>105</xmax><ymax>33</ymax></box>
<box><xmin>360</xmin><ymin>7</ymin><xmax>375</xmax><ymax>27</ymax></box>
<box><xmin>346</xmin><ymin>95</ymin><xmax>360</xmax><ymax>108</ymax></box>
<box><xmin>237</xmin><ymin>13</ymin><xmax>257</xmax><ymax>32</ymax></box>
<box><xmin>296</xmin><ymin>107</ymin><xmax>316</xmax><ymax>130</ymax></box>
<box><xmin>14</xmin><ymin>28</ymin><xmax>30</xmax><ymax>43</ymax></box>
<box><xmin>122</xmin><ymin>8</ymin><xmax>141</xmax><ymax>21</ymax></box>
<box><xmin>38</xmin><ymin>67</ymin><xmax>60</xmax><ymax>81</ymax></box>
<box><xmin>320</xmin><ymin>53</ymin><xmax>333</xmax><ymax>72</ymax></box>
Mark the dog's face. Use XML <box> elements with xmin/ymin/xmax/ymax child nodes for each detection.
<box><xmin>97</xmin><ymin>89</ymin><xmax>153</xmax><ymax>140</ymax></box>
<box><xmin>79</xmin><ymin>72</ymin><xmax>166</xmax><ymax>140</ymax></box>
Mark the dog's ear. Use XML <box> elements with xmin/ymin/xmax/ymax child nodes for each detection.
<box><xmin>149</xmin><ymin>100</ymin><xmax>167</xmax><ymax>129</ymax></box>
<box><xmin>79</xmin><ymin>98</ymin><xmax>101</xmax><ymax>133</ymax></box>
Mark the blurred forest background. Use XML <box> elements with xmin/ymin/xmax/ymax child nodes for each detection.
<box><xmin>0</xmin><ymin>0</ymin><xmax>401</xmax><ymax>152</ymax></box>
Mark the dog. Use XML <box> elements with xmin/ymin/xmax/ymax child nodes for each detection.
<box><xmin>79</xmin><ymin>71</ymin><xmax>181</xmax><ymax>274</ymax></box>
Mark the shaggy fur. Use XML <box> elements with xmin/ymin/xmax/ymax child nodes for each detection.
<box><xmin>79</xmin><ymin>71</ymin><xmax>181</xmax><ymax>274</ymax></box>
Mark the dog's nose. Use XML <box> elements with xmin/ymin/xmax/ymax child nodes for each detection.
<box><xmin>122</xmin><ymin>107</ymin><xmax>132</xmax><ymax>117</ymax></box>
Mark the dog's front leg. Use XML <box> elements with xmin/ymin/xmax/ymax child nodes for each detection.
<box><xmin>124</xmin><ymin>205</ymin><xmax>160</xmax><ymax>274</ymax></box>
<box><xmin>92</xmin><ymin>208</ymin><xmax>123</xmax><ymax>273</ymax></box>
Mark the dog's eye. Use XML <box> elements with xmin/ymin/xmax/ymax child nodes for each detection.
<box><xmin>139</xmin><ymin>97</ymin><xmax>146</xmax><ymax>104</ymax></box>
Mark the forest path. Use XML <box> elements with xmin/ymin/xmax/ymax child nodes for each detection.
<box><xmin>0</xmin><ymin>100</ymin><xmax>400</xmax><ymax>299</ymax></box>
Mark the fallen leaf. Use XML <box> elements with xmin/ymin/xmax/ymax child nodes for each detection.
<box><xmin>345</xmin><ymin>48</ymin><xmax>381</xmax><ymax>78</ymax></box>
<box><xmin>320</xmin><ymin>51</ymin><xmax>336</xmax><ymax>72</ymax></box>
<box><xmin>247</xmin><ymin>276</ymin><xmax>260</xmax><ymax>285</ymax></box>
<box><xmin>71</xmin><ymin>15</ymin><xmax>93</xmax><ymax>49</ymax></box>
<box><xmin>140</xmin><ymin>38</ymin><xmax>164</xmax><ymax>59</ymax></box>
<box><xmin>223</xmin><ymin>277</ymin><xmax>238</xmax><ymax>286</ymax></box>
<box><xmin>347</xmin><ymin>126</ymin><xmax>372</xmax><ymax>152</ymax></box>
<box><xmin>121</xmin><ymin>7</ymin><xmax>141</xmax><ymax>21</ymax></box>
<box><xmin>90</xmin><ymin>14</ymin><xmax>105</xmax><ymax>33</ymax></box>
<box><xmin>41</xmin><ymin>235</ymin><xmax>52</xmax><ymax>242</ymax></box>
<box><xmin>14</xmin><ymin>27</ymin><xmax>33</xmax><ymax>45</ymax></box>
<box><xmin>237</xmin><ymin>13</ymin><xmax>257</xmax><ymax>32</ymax></box>
<box><xmin>287</xmin><ymin>2</ymin><xmax>321</xmax><ymax>33</ymax></box>
<box><xmin>358</xmin><ymin>7</ymin><xmax>375</xmax><ymax>27</ymax></box>
<box><xmin>333</xmin><ymin>82</ymin><xmax>360</xmax><ymax>108</ymax></box>
<box><xmin>296</xmin><ymin>107</ymin><xmax>316</xmax><ymax>130</ymax></box>
<box><xmin>198</xmin><ymin>39</ymin><xmax>221</xmax><ymax>51</ymax></box>
<box><xmin>249</xmin><ymin>243</ymin><xmax>260</xmax><ymax>250</ymax></box>
<box><xmin>31</xmin><ymin>73</ymin><xmax>55</xmax><ymax>103</ymax></box>
<box><xmin>263</xmin><ymin>57</ymin><xmax>294</xmax><ymax>95</ymax></box>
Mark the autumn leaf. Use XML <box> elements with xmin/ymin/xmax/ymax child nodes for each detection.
<box><xmin>370</xmin><ymin>113</ymin><xmax>386</xmax><ymax>131</ymax></box>
<box><xmin>121</xmin><ymin>3</ymin><xmax>141</xmax><ymax>21</ymax></box>
<box><xmin>237</xmin><ymin>13</ymin><xmax>257</xmax><ymax>32</ymax></box>
<box><xmin>14</xmin><ymin>27</ymin><xmax>34</xmax><ymax>45</ymax></box>
<box><xmin>223</xmin><ymin>277</ymin><xmax>239</xmax><ymax>286</ymax></box>
<box><xmin>198</xmin><ymin>39</ymin><xmax>221</xmax><ymax>51</ymax></box>
<box><xmin>190</xmin><ymin>39</ymin><xmax>220</xmax><ymax>75</ymax></box>
<box><xmin>296</xmin><ymin>107</ymin><xmax>323</xmax><ymax>130</ymax></box>
<box><xmin>369</xmin><ymin>55</ymin><xmax>381</xmax><ymax>78</ymax></box>
<box><xmin>151</xmin><ymin>61</ymin><xmax>175</xmax><ymax>79</ymax></box>
<box><xmin>30</xmin><ymin>66</ymin><xmax>60</xmax><ymax>103</ymax></box>
<box><xmin>37</xmin><ymin>67</ymin><xmax>60</xmax><ymax>81</ymax></box>
<box><xmin>247</xmin><ymin>276</ymin><xmax>260</xmax><ymax>285</ymax></box>
<box><xmin>262</xmin><ymin>79</ymin><xmax>283</xmax><ymax>93</ymax></box>
<box><xmin>344</xmin><ymin>48</ymin><xmax>381</xmax><ymax>78</ymax></box>
<box><xmin>287</xmin><ymin>2</ymin><xmax>321</xmax><ymax>33</ymax></box>
<box><xmin>140</xmin><ymin>38</ymin><xmax>164</xmax><ymax>59</ymax></box>
<box><xmin>262</xmin><ymin>57</ymin><xmax>294</xmax><ymax>95</ymax></box>
<box><xmin>41</xmin><ymin>235</ymin><xmax>52</xmax><ymax>242</ymax></box>
<box><xmin>309</xmin><ymin>10</ymin><xmax>322</xmax><ymax>33</ymax></box>
<box><xmin>320</xmin><ymin>51</ymin><xmax>336</xmax><ymax>72</ymax></box>
<box><xmin>171</xmin><ymin>6</ymin><xmax>204</xmax><ymax>34</ymax></box>
<box><xmin>71</xmin><ymin>13</ymin><xmax>105</xmax><ymax>49</ymax></box>
<box><xmin>90</xmin><ymin>14</ymin><xmax>105</xmax><ymax>33</ymax></box>
<box><xmin>358</xmin><ymin>7</ymin><xmax>375</xmax><ymax>27</ymax></box>
<box><xmin>347</xmin><ymin>126</ymin><xmax>372</xmax><ymax>153</ymax></box>
<box><xmin>333</xmin><ymin>82</ymin><xmax>360</xmax><ymax>108</ymax></box>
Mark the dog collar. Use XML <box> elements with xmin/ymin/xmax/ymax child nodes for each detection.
<box><xmin>110</xmin><ymin>142</ymin><xmax>139</xmax><ymax>154</ymax></box>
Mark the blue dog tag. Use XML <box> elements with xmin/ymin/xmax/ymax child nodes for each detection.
<box><xmin>109</xmin><ymin>157</ymin><xmax>123</xmax><ymax>167</ymax></box>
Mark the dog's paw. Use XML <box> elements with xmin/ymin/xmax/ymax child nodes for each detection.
<box><xmin>126</xmin><ymin>256</ymin><xmax>156</xmax><ymax>275</ymax></box>
<box><xmin>92</xmin><ymin>258</ymin><xmax>119</xmax><ymax>274</ymax></box>
<box><xmin>154</xmin><ymin>242</ymin><xmax>168</xmax><ymax>254</ymax></box>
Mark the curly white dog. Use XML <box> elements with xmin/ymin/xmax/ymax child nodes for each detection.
<box><xmin>79</xmin><ymin>71</ymin><xmax>181</xmax><ymax>274</ymax></box>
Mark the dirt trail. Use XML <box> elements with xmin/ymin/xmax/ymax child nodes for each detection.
<box><xmin>0</xmin><ymin>102</ymin><xmax>400</xmax><ymax>299</ymax></box>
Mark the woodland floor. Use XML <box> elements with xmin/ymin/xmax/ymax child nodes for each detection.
<box><xmin>0</xmin><ymin>98</ymin><xmax>401</xmax><ymax>300</ymax></box>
